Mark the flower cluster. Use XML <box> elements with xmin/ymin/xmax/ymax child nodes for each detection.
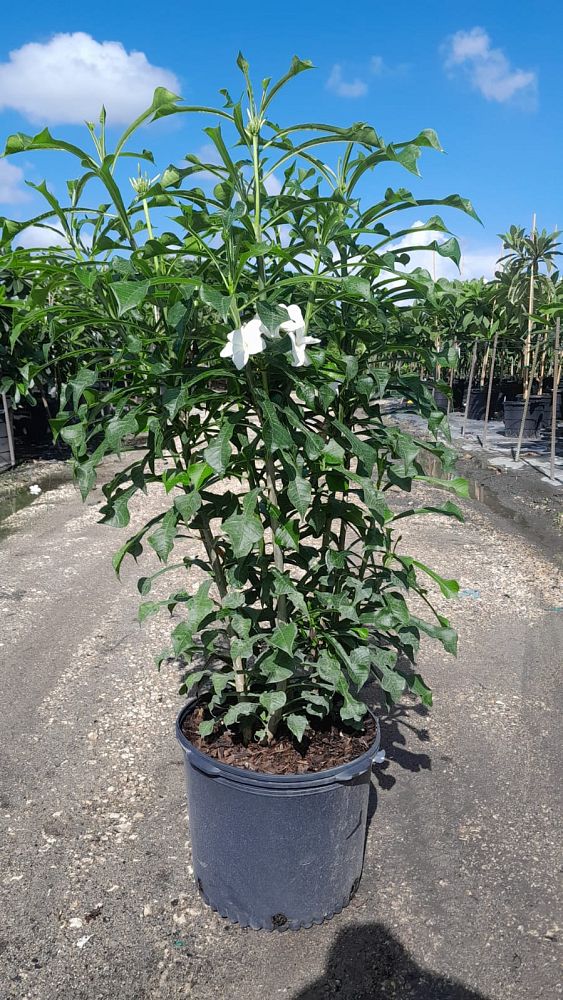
<box><xmin>220</xmin><ymin>304</ymin><xmax>320</xmax><ymax>370</ymax></box>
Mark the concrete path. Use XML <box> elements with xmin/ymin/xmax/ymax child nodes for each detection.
<box><xmin>0</xmin><ymin>467</ymin><xmax>561</xmax><ymax>999</ymax></box>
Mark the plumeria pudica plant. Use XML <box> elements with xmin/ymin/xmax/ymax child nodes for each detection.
<box><xmin>0</xmin><ymin>55</ymin><xmax>477</xmax><ymax>744</ymax></box>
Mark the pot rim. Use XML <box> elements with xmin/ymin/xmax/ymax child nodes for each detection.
<box><xmin>176</xmin><ymin>698</ymin><xmax>381</xmax><ymax>788</ymax></box>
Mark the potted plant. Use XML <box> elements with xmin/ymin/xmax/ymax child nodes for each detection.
<box><xmin>2</xmin><ymin>55</ymin><xmax>474</xmax><ymax>930</ymax></box>
<box><xmin>498</xmin><ymin>225</ymin><xmax>560</xmax><ymax>438</ymax></box>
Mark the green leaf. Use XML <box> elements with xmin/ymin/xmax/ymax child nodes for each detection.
<box><xmin>316</xmin><ymin>652</ymin><xmax>343</xmax><ymax>686</ymax></box>
<box><xmin>105</xmin><ymin>412</ymin><xmax>137</xmax><ymax>453</ymax></box>
<box><xmin>69</xmin><ymin>369</ymin><xmax>97</xmax><ymax>409</ymax></box>
<box><xmin>204</xmin><ymin>421</ymin><xmax>234</xmax><ymax>475</ymax></box>
<box><xmin>350</xmin><ymin>475</ymin><xmax>391</xmax><ymax>522</ymax></box>
<box><xmin>287</xmin><ymin>475</ymin><xmax>311</xmax><ymax>518</ymax></box>
<box><xmin>172</xmin><ymin>581</ymin><xmax>215</xmax><ymax>653</ymax></box>
<box><xmin>270</xmin><ymin>622</ymin><xmax>297</xmax><ymax>656</ymax></box>
<box><xmin>339</xmin><ymin>695</ymin><xmax>367</xmax><ymax>723</ymax></box>
<box><xmin>74</xmin><ymin>459</ymin><xmax>97</xmax><ymax>500</ymax></box>
<box><xmin>161</xmin><ymin>385</ymin><xmax>191</xmax><ymax>420</ymax></box>
<box><xmin>414</xmin><ymin>475</ymin><xmax>469</xmax><ymax>498</ymax></box>
<box><xmin>200</xmin><ymin>283</ymin><xmax>232</xmax><ymax>321</ymax></box>
<box><xmin>99</xmin><ymin>491</ymin><xmax>132</xmax><ymax>528</ymax></box>
<box><xmin>323</xmin><ymin>438</ymin><xmax>345</xmax><ymax>466</ymax></box>
<box><xmin>378</xmin><ymin>664</ymin><xmax>406</xmax><ymax>702</ymax></box>
<box><xmin>348</xmin><ymin>647</ymin><xmax>371</xmax><ymax>687</ymax></box>
<box><xmin>274</xmin><ymin>518</ymin><xmax>300</xmax><ymax>551</ymax></box>
<box><xmin>148</xmin><ymin>510</ymin><xmax>178</xmax><ymax>562</ymax></box>
<box><xmin>263</xmin><ymin>55</ymin><xmax>314</xmax><ymax>110</ymax></box>
<box><xmin>60</xmin><ymin>423</ymin><xmax>86</xmax><ymax>457</ymax></box>
<box><xmin>223</xmin><ymin>511</ymin><xmax>264</xmax><ymax>558</ymax></box>
<box><xmin>230</xmin><ymin>636</ymin><xmax>255</xmax><ymax>660</ymax></box>
<box><xmin>221</xmin><ymin>591</ymin><xmax>245</xmax><ymax>610</ymax></box>
<box><xmin>260</xmin><ymin>653</ymin><xmax>293</xmax><ymax>683</ymax></box>
<box><xmin>286</xmin><ymin>713</ymin><xmax>308</xmax><ymax>742</ymax></box>
<box><xmin>224</xmin><ymin>700</ymin><xmax>257</xmax><ymax>726</ymax></box>
<box><xmin>198</xmin><ymin>720</ymin><xmax>215</xmax><ymax>737</ymax></box>
<box><xmin>342</xmin><ymin>275</ymin><xmax>371</xmax><ymax>300</ymax></box>
<box><xmin>272</xmin><ymin>570</ymin><xmax>308</xmax><ymax>615</ymax></box>
<box><xmin>384</xmin><ymin>592</ymin><xmax>410</xmax><ymax>625</ymax></box>
<box><xmin>256</xmin><ymin>300</ymin><xmax>289</xmax><ymax>330</ymax></box>
<box><xmin>112</xmin><ymin>534</ymin><xmax>143</xmax><ymax>575</ymax></box>
<box><xmin>110</xmin><ymin>280</ymin><xmax>149</xmax><ymax>316</ymax></box>
<box><xmin>150</xmin><ymin>86</ymin><xmax>182</xmax><ymax>113</ymax></box>
<box><xmin>393</xmin><ymin>500</ymin><xmax>464</xmax><ymax>523</ymax></box>
<box><xmin>333</xmin><ymin>420</ymin><xmax>377</xmax><ymax>473</ymax></box>
<box><xmin>138</xmin><ymin>601</ymin><xmax>160</xmax><ymax>623</ymax></box>
<box><xmin>402</xmin><ymin>557</ymin><xmax>459</xmax><ymax>599</ymax></box>
<box><xmin>174</xmin><ymin>491</ymin><xmax>202</xmax><ymax>524</ymax></box>
<box><xmin>408</xmin><ymin>673</ymin><xmax>433</xmax><ymax>707</ymax></box>
<box><xmin>259</xmin><ymin>690</ymin><xmax>287</xmax><ymax>715</ymax></box>
<box><xmin>261</xmin><ymin>398</ymin><xmax>294</xmax><ymax>453</ymax></box>
<box><xmin>187</xmin><ymin>462</ymin><xmax>214</xmax><ymax>491</ymax></box>
<box><xmin>412</xmin><ymin>616</ymin><xmax>458</xmax><ymax>655</ymax></box>
<box><xmin>305</xmin><ymin>692</ymin><xmax>330</xmax><ymax>715</ymax></box>
<box><xmin>326</xmin><ymin>548</ymin><xmax>347</xmax><ymax>570</ymax></box>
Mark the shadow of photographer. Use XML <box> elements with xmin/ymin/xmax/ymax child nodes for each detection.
<box><xmin>292</xmin><ymin>923</ymin><xmax>490</xmax><ymax>1000</ymax></box>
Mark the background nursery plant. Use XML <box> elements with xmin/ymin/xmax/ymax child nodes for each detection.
<box><xmin>1</xmin><ymin>54</ymin><xmax>476</xmax><ymax>753</ymax></box>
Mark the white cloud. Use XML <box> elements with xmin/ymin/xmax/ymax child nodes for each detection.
<box><xmin>390</xmin><ymin>222</ymin><xmax>499</xmax><ymax>282</ymax></box>
<box><xmin>326</xmin><ymin>64</ymin><xmax>368</xmax><ymax>99</ymax></box>
<box><xmin>443</xmin><ymin>27</ymin><xmax>536</xmax><ymax>105</ymax></box>
<box><xmin>264</xmin><ymin>173</ymin><xmax>282</xmax><ymax>196</ymax></box>
<box><xmin>0</xmin><ymin>32</ymin><xmax>180</xmax><ymax>125</ymax></box>
<box><xmin>15</xmin><ymin>225</ymin><xmax>69</xmax><ymax>249</ymax></box>
<box><xmin>459</xmin><ymin>247</ymin><xmax>499</xmax><ymax>281</ymax></box>
<box><xmin>0</xmin><ymin>160</ymin><xmax>29</xmax><ymax>204</ymax></box>
<box><xmin>370</xmin><ymin>55</ymin><xmax>408</xmax><ymax>78</ymax></box>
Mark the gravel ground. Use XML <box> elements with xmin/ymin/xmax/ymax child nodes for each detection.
<box><xmin>0</xmin><ymin>461</ymin><xmax>561</xmax><ymax>999</ymax></box>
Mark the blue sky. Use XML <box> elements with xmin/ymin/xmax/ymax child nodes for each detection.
<box><xmin>0</xmin><ymin>1</ymin><xmax>558</xmax><ymax>278</ymax></box>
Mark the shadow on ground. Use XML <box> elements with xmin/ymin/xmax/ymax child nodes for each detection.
<box><xmin>292</xmin><ymin>924</ymin><xmax>490</xmax><ymax>999</ymax></box>
<box><xmin>365</xmin><ymin>699</ymin><xmax>432</xmax><ymax>830</ymax></box>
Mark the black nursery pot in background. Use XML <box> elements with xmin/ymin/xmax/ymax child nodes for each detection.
<box><xmin>503</xmin><ymin>395</ymin><xmax>552</xmax><ymax>437</ymax></box>
<box><xmin>176</xmin><ymin>701</ymin><xmax>381</xmax><ymax>931</ymax></box>
<box><xmin>431</xmin><ymin>388</ymin><xmax>449</xmax><ymax>413</ymax></box>
<box><xmin>463</xmin><ymin>386</ymin><xmax>501</xmax><ymax>420</ymax></box>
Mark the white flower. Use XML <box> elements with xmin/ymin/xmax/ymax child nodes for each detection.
<box><xmin>220</xmin><ymin>316</ymin><xmax>266</xmax><ymax>370</ymax></box>
<box><xmin>219</xmin><ymin>304</ymin><xmax>320</xmax><ymax>370</ymax></box>
<box><xmin>129</xmin><ymin>167</ymin><xmax>160</xmax><ymax>198</ymax></box>
<box><xmin>279</xmin><ymin>304</ymin><xmax>320</xmax><ymax>367</ymax></box>
<box><xmin>373</xmin><ymin>749</ymin><xmax>386</xmax><ymax>765</ymax></box>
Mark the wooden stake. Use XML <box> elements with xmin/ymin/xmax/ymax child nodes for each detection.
<box><xmin>523</xmin><ymin>213</ymin><xmax>537</xmax><ymax>394</ymax></box>
<box><xmin>550</xmin><ymin>317</ymin><xmax>560</xmax><ymax>483</ymax></box>
<box><xmin>515</xmin><ymin>335</ymin><xmax>541</xmax><ymax>462</ymax></box>
<box><xmin>1</xmin><ymin>392</ymin><xmax>16</xmax><ymax>467</ymax></box>
<box><xmin>462</xmin><ymin>342</ymin><xmax>478</xmax><ymax>438</ymax></box>
<box><xmin>479</xmin><ymin>344</ymin><xmax>490</xmax><ymax>387</ymax></box>
<box><xmin>447</xmin><ymin>348</ymin><xmax>456</xmax><ymax>416</ymax></box>
<box><xmin>482</xmin><ymin>331</ymin><xmax>499</xmax><ymax>447</ymax></box>
<box><xmin>537</xmin><ymin>329</ymin><xmax>548</xmax><ymax>395</ymax></box>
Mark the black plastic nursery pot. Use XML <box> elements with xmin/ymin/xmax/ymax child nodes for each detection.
<box><xmin>452</xmin><ymin>378</ymin><xmax>466</xmax><ymax>410</ymax></box>
<box><xmin>431</xmin><ymin>388</ymin><xmax>449</xmax><ymax>413</ymax></box>
<box><xmin>503</xmin><ymin>396</ymin><xmax>551</xmax><ymax>437</ymax></box>
<box><xmin>500</xmin><ymin>379</ymin><xmax>523</xmax><ymax>402</ymax></box>
<box><xmin>176</xmin><ymin>701</ymin><xmax>381</xmax><ymax>931</ymax></box>
<box><xmin>463</xmin><ymin>386</ymin><xmax>500</xmax><ymax>420</ymax></box>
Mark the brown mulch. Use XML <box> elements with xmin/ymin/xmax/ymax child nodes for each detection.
<box><xmin>181</xmin><ymin>706</ymin><xmax>377</xmax><ymax>775</ymax></box>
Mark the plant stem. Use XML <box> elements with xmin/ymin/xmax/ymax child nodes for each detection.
<box><xmin>259</xmin><ymin>372</ymin><xmax>287</xmax><ymax>623</ymax></box>
<box><xmin>198</xmin><ymin>522</ymin><xmax>246</xmax><ymax>696</ymax></box>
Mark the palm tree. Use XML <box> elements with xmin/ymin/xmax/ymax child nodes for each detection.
<box><xmin>498</xmin><ymin>225</ymin><xmax>561</xmax><ymax>391</ymax></box>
